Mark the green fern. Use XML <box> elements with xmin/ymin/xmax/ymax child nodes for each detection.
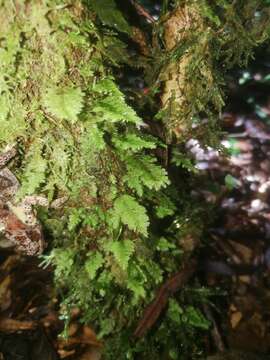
<box><xmin>113</xmin><ymin>133</ymin><xmax>156</xmax><ymax>152</ymax></box>
<box><xmin>85</xmin><ymin>251</ymin><xmax>104</xmax><ymax>280</ymax></box>
<box><xmin>124</xmin><ymin>155</ymin><xmax>169</xmax><ymax>196</ymax></box>
<box><xmin>46</xmin><ymin>248</ymin><xmax>75</xmax><ymax>282</ymax></box>
<box><xmin>68</xmin><ymin>209</ymin><xmax>83</xmax><ymax>231</ymax></box>
<box><xmin>106</xmin><ymin>240</ymin><xmax>135</xmax><ymax>270</ymax></box>
<box><xmin>43</xmin><ymin>86</ymin><xmax>84</xmax><ymax>123</ymax></box>
<box><xmin>127</xmin><ymin>262</ymin><xmax>147</xmax><ymax>302</ymax></box>
<box><xmin>93</xmin><ymin>79</ymin><xmax>142</xmax><ymax>124</ymax></box>
<box><xmin>0</xmin><ymin>95</ymin><xmax>26</xmax><ymax>144</ymax></box>
<box><xmin>89</xmin><ymin>0</ymin><xmax>131</xmax><ymax>34</ymax></box>
<box><xmin>80</xmin><ymin>124</ymin><xmax>106</xmax><ymax>153</ymax></box>
<box><xmin>155</xmin><ymin>193</ymin><xmax>177</xmax><ymax>218</ymax></box>
<box><xmin>110</xmin><ymin>195</ymin><xmax>149</xmax><ymax>236</ymax></box>
<box><xmin>167</xmin><ymin>298</ymin><xmax>183</xmax><ymax>324</ymax></box>
<box><xmin>0</xmin><ymin>94</ymin><xmax>10</xmax><ymax>122</ymax></box>
<box><xmin>18</xmin><ymin>142</ymin><xmax>47</xmax><ymax>198</ymax></box>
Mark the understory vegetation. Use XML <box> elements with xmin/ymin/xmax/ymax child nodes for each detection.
<box><xmin>1</xmin><ymin>1</ymin><xmax>270</xmax><ymax>358</ymax></box>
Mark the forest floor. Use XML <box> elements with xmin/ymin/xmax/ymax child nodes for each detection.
<box><xmin>193</xmin><ymin>107</ymin><xmax>270</xmax><ymax>357</ymax></box>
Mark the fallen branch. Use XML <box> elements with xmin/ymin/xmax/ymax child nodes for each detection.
<box><xmin>0</xmin><ymin>317</ymin><xmax>37</xmax><ymax>332</ymax></box>
<box><xmin>133</xmin><ymin>259</ymin><xmax>197</xmax><ymax>338</ymax></box>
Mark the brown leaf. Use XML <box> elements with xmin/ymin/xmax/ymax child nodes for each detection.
<box><xmin>230</xmin><ymin>311</ymin><xmax>242</xmax><ymax>329</ymax></box>
<box><xmin>228</xmin><ymin>240</ymin><xmax>253</xmax><ymax>264</ymax></box>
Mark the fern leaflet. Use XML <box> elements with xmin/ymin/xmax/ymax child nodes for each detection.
<box><xmin>110</xmin><ymin>195</ymin><xmax>149</xmax><ymax>236</ymax></box>
<box><xmin>43</xmin><ymin>86</ymin><xmax>84</xmax><ymax>123</ymax></box>
<box><xmin>106</xmin><ymin>240</ymin><xmax>135</xmax><ymax>270</ymax></box>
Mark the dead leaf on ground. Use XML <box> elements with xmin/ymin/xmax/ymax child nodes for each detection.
<box><xmin>230</xmin><ymin>311</ymin><xmax>242</xmax><ymax>329</ymax></box>
<box><xmin>228</xmin><ymin>312</ymin><xmax>269</xmax><ymax>352</ymax></box>
<box><xmin>228</xmin><ymin>241</ymin><xmax>253</xmax><ymax>263</ymax></box>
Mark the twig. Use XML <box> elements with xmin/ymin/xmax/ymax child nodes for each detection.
<box><xmin>0</xmin><ymin>317</ymin><xmax>37</xmax><ymax>332</ymax></box>
<box><xmin>133</xmin><ymin>259</ymin><xmax>197</xmax><ymax>338</ymax></box>
<box><xmin>202</xmin><ymin>303</ymin><xmax>225</xmax><ymax>353</ymax></box>
<box><xmin>129</xmin><ymin>0</ymin><xmax>155</xmax><ymax>23</ymax></box>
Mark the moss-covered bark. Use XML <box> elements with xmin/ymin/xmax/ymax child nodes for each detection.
<box><xmin>155</xmin><ymin>1</ymin><xmax>270</xmax><ymax>141</ymax></box>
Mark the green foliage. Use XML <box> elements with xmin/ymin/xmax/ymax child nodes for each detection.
<box><xmin>43</xmin><ymin>86</ymin><xmax>84</xmax><ymax>123</ymax></box>
<box><xmin>42</xmin><ymin>248</ymin><xmax>75</xmax><ymax>283</ymax></box>
<box><xmin>2</xmin><ymin>1</ymin><xmax>270</xmax><ymax>359</ymax></box>
<box><xmin>85</xmin><ymin>252</ymin><xmax>104</xmax><ymax>279</ymax></box>
<box><xmin>152</xmin><ymin>191</ymin><xmax>177</xmax><ymax>219</ymax></box>
<box><xmin>224</xmin><ymin>174</ymin><xmax>240</xmax><ymax>190</ymax></box>
<box><xmin>89</xmin><ymin>0</ymin><xmax>131</xmax><ymax>34</ymax></box>
<box><xmin>157</xmin><ymin>237</ymin><xmax>177</xmax><ymax>252</ymax></box>
<box><xmin>105</xmin><ymin>240</ymin><xmax>135</xmax><ymax>270</ymax></box>
<box><xmin>113</xmin><ymin>133</ymin><xmax>156</xmax><ymax>152</ymax></box>
<box><xmin>167</xmin><ymin>298</ymin><xmax>210</xmax><ymax>331</ymax></box>
<box><xmin>183</xmin><ymin>306</ymin><xmax>210</xmax><ymax>330</ymax></box>
<box><xmin>92</xmin><ymin>78</ymin><xmax>142</xmax><ymax>124</ymax></box>
<box><xmin>17</xmin><ymin>142</ymin><xmax>47</xmax><ymax>198</ymax></box>
<box><xmin>123</xmin><ymin>155</ymin><xmax>169</xmax><ymax>196</ymax></box>
<box><xmin>0</xmin><ymin>5</ymin><xmax>182</xmax><ymax>357</ymax></box>
<box><xmin>171</xmin><ymin>148</ymin><xmax>198</xmax><ymax>173</ymax></box>
<box><xmin>110</xmin><ymin>195</ymin><xmax>149</xmax><ymax>236</ymax></box>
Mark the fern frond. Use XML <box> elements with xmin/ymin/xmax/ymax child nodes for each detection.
<box><xmin>43</xmin><ymin>86</ymin><xmax>84</xmax><ymax>123</ymax></box>
<box><xmin>110</xmin><ymin>195</ymin><xmax>149</xmax><ymax>236</ymax></box>
<box><xmin>113</xmin><ymin>133</ymin><xmax>156</xmax><ymax>152</ymax></box>
<box><xmin>155</xmin><ymin>193</ymin><xmax>177</xmax><ymax>218</ymax></box>
<box><xmin>127</xmin><ymin>262</ymin><xmax>147</xmax><ymax>302</ymax></box>
<box><xmin>124</xmin><ymin>156</ymin><xmax>169</xmax><ymax>195</ymax></box>
<box><xmin>93</xmin><ymin>79</ymin><xmax>142</xmax><ymax>124</ymax></box>
<box><xmin>89</xmin><ymin>0</ymin><xmax>131</xmax><ymax>34</ymax></box>
<box><xmin>85</xmin><ymin>251</ymin><xmax>104</xmax><ymax>280</ymax></box>
<box><xmin>106</xmin><ymin>240</ymin><xmax>135</xmax><ymax>270</ymax></box>
<box><xmin>18</xmin><ymin>142</ymin><xmax>47</xmax><ymax>198</ymax></box>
